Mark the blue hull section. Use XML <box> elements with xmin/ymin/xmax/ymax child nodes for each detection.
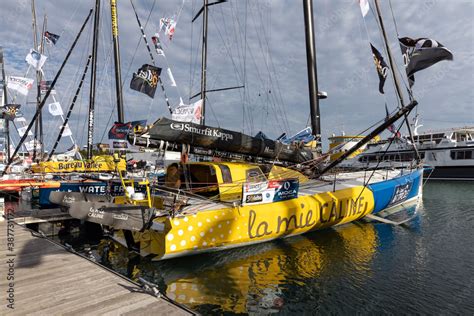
<box><xmin>368</xmin><ymin>169</ymin><xmax>423</xmax><ymax>214</ymax></box>
<box><xmin>39</xmin><ymin>181</ymin><xmax>107</xmax><ymax>207</ymax></box>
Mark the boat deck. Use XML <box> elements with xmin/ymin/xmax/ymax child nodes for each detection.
<box><xmin>0</xmin><ymin>216</ymin><xmax>193</xmax><ymax>315</ymax></box>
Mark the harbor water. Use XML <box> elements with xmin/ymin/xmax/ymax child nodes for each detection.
<box><xmin>60</xmin><ymin>181</ymin><xmax>474</xmax><ymax>314</ymax></box>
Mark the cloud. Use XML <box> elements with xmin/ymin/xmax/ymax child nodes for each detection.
<box><xmin>1</xmin><ymin>0</ymin><xmax>472</xmax><ymax>152</ymax></box>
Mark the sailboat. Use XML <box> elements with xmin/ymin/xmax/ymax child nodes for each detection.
<box><xmin>0</xmin><ymin>1</ymin><xmax>130</xmax><ymax>202</ymax></box>
<box><xmin>47</xmin><ymin>0</ymin><xmax>427</xmax><ymax>261</ymax></box>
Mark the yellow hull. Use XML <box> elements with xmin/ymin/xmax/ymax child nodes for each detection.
<box><xmin>30</xmin><ymin>155</ymin><xmax>126</xmax><ymax>173</ymax></box>
<box><xmin>126</xmin><ymin>185</ymin><xmax>375</xmax><ymax>260</ymax></box>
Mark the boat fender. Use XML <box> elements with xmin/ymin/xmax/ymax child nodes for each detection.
<box><xmin>149</xmin><ymin>221</ymin><xmax>165</xmax><ymax>232</ymax></box>
<box><xmin>131</xmin><ymin>192</ymin><xmax>145</xmax><ymax>201</ymax></box>
<box><xmin>125</xmin><ymin>186</ymin><xmax>135</xmax><ymax>196</ymax></box>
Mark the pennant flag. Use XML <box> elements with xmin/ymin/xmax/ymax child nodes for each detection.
<box><xmin>399</xmin><ymin>37</ymin><xmax>453</xmax><ymax>87</ymax></box>
<box><xmin>385</xmin><ymin>104</ymin><xmax>400</xmax><ymax>138</ymax></box>
<box><xmin>108</xmin><ymin>122</ymin><xmax>132</xmax><ymax>140</ymax></box>
<box><xmin>160</xmin><ymin>17</ymin><xmax>177</xmax><ymax>40</ymax></box>
<box><xmin>40</xmin><ymin>80</ymin><xmax>56</xmax><ymax>95</ymax></box>
<box><xmin>14</xmin><ymin>116</ymin><xmax>27</xmax><ymax>123</ymax></box>
<box><xmin>25</xmin><ymin>49</ymin><xmax>47</xmax><ymax>70</ymax></box>
<box><xmin>18</xmin><ymin>126</ymin><xmax>33</xmax><ymax>137</ymax></box>
<box><xmin>279</xmin><ymin>127</ymin><xmax>314</xmax><ymax>145</ymax></box>
<box><xmin>370</xmin><ymin>44</ymin><xmax>389</xmax><ymax>94</ymax></box>
<box><xmin>62</xmin><ymin>124</ymin><xmax>72</xmax><ymax>137</ymax></box>
<box><xmin>25</xmin><ymin>139</ymin><xmax>41</xmax><ymax>151</ymax></box>
<box><xmin>62</xmin><ymin>145</ymin><xmax>77</xmax><ymax>157</ymax></box>
<box><xmin>167</xmin><ymin>68</ymin><xmax>177</xmax><ymax>87</ymax></box>
<box><xmin>48</xmin><ymin>102</ymin><xmax>64</xmax><ymax>116</ymax></box>
<box><xmin>7</xmin><ymin>76</ymin><xmax>34</xmax><ymax>96</ymax></box>
<box><xmin>130</xmin><ymin>120</ymin><xmax>147</xmax><ymax>133</ymax></box>
<box><xmin>151</xmin><ymin>33</ymin><xmax>165</xmax><ymax>56</ymax></box>
<box><xmin>44</xmin><ymin>31</ymin><xmax>60</xmax><ymax>45</ymax></box>
<box><xmin>130</xmin><ymin>64</ymin><xmax>161</xmax><ymax>98</ymax></box>
<box><xmin>1</xmin><ymin>104</ymin><xmax>21</xmax><ymax>120</ymax></box>
<box><xmin>359</xmin><ymin>0</ymin><xmax>370</xmax><ymax>17</ymax></box>
<box><xmin>172</xmin><ymin>99</ymin><xmax>202</xmax><ymax>124</ymax></box>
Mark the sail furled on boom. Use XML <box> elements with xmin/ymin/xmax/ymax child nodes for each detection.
<box><xmin>399</xmin><ymin>37</ymin><xmax>453</xmax><ymax>87</ymax></box>
<box><xmin>145</xmin><ymin>118</ymin><xmax>313</xmax><ymax>164</ymax></box>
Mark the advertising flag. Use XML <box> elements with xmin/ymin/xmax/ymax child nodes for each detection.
<box><xmin>130</xmin><ymin>64</ymin><xmax>161</xmax><ymax>98</ymax></box>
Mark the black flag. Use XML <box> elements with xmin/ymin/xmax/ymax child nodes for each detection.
<box><xmin>370</xmin><ymin>44</ymin><xmax>389</xmax><ymax>94</ymax></box>
<box><xmin>130</xmin><ymin>64</ymin><xmax>161</xmax><ymax>98</ymax></box>
<box><xmin>1</xmin><ymin>104</ymin><xmax>22</xmax><ymax>121</ymax></box>
<box><xmin>399</xmin><ymin>37</ymin><xmax>453</xmax><ymax>87</ymax></box>
<box><xmin>44</xmin><ymin>31</ymin><xmax>60</xmax><ymax>45</ymax></box>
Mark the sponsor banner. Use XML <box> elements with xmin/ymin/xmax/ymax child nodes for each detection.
<box><xmin>48</xmin><ymin>102</ymin><xmax>63</xmax><ymax>116</ymax></box>
<box><xmin>108</xmin><ymin>122</ymin><xmax>132</xmax><ymax>140</ymax></box>
<box><xmin>7</xmin><ymin>76</ymin><xmax>34</xmax><ymax>96</ymax></box>
<box><xmin>25</xmin><ymin>49</ymin><xmax>47</xmax><ymax>70</ymax></box>
<box><xmin>242</xmin><ymin>179</ymin><xmax>299</xmax><ymax>205</ymax></box>
<box><xmin>18</xmin><ymin>125</ymin><xmax>33</xmax><ymax>137</ymax></box>
<box><xmin>171</xmin><ymin>99</ymin><xmax>202</xmax><ymax>124</ymax></box>
<box><xmin>112</xmin><ymin>140</ymin><xmax>128</xmax><ymax>149</ymax></box>
<box><xmin>24</xmin><ymin>140</ymin><xmax>42</xmax><ymax>152</ymax></box>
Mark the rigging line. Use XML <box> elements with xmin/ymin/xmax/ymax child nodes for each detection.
<box><xmin>224</xmin><ymin>2</ymin><xmax>245</xmax><ymax>81</ymax></box>
<box><xmin>190</xmin><ymin>20</ymin><xmax>203</xmax><ymax>103</ymax></box>
<box><xmin>251</xmin><ymin>4</ymin><xmax>290</xmax><ymax>134</ymax></box>
<box><xmin>210</xmin><ymin>16</ymin><xmax>243</xmax><ymax>83</ymax></box>
<box><xmin>370</xmin><ymin>1</ymin><xmax>414</xmax><ymax>105</ymax></box>
<box><xmin>244</xmin><ymin>21</ymin><xmax>285</xmax><ymax>133</ymax></box>
<box><xmin>352</xmin><ymin>119</ymin><xmax>407</xmax><ymax>204</ymax></box>
<box><xmin>242</xmin><ymin>0</ymin><xmax>248</xmax><ymax>132</ymax></box>
<box><xmin>360</xmin><ymin>3</ymin><xmax>391</xmax><ymax>112</ymax></box>
<box><xmin>254</xmin><ymin>2</ymin><xmax>290</xmax><ymax>134</ymax></box>
<box><xmin>47</xmin><ymin>18</ymin><xmax>93</xmax><ymax>151</ymax></box>
<box><xmin>129</xmin><ymin>0</ymin><xmax>172</xmax><ymax>115</ymax></box>
<box><xmin>388</xmin><ymin>0</ymin><xmax>400</xmax><ymax>37</ymax></box>
<box><xmin>99</xmin><ymin>64</ymin><xmax>116</xmax><ymax>143</ymax></box>
<box><xmin>370</xmin><ymin>2</ymin><xmax>402</xmax><ymax>109</ymax></box>
<box><xmin>39</xmin><ymin>15</ymin><xmax>90</xmax><ymax>152</ymax></box>
<box><xmin>188</xmin><ymin>0</ymin><xmax>195</xmax><ymax>101</ymax></box>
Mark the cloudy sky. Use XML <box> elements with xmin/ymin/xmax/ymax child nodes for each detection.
<box><xmin>1</xmin><ymin>0</ymin><xmax>473</xmax><ymax>151</ymax></box>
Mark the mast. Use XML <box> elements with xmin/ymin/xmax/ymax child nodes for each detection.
<box><xmin>87</xmin><ymin>0</ymin><xmax>101</xmax><ymax>159</ymax></box>
<box><xmin>110</xmin><ymin>0</ymin><xmax>124</xmax><ymax>123</ymax></box>
<box><xmin>31</xmin><ymin>0</ymin><xmax>43</xmax><ymax>161</ymax></box>
<box><xmin>302</xmin><ymin>0</ymin><xmax>321</xmax><ymax>153</ymax></box>
<box><xmin>2</xmin><ymin>9</ymin><xmax>94</xmax><ymax>176</ymax></box>
<box><xmin>200</xmin><ymin>0</ymin><xmax>209</xmax><ymax>125</ymax></box>
<box><xmin>373</xmin><ymin>0</ymin><xmax>420</xmax><ymax>161</ymax></box>
<box><xmin>0</xmin><ymin>47</ymin><xmax>9</xmax><ymax>161</ymax></box>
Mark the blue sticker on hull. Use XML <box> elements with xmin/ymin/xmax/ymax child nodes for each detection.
<box><xmin>368</xmin><ymin>169</ymin><xmax>422</xmax><ymax>214</ymax></box>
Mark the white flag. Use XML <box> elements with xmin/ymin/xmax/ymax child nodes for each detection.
<box><xmin>25</xmin><ymin>49</ymin><xmax>47</xmax><ymax>70</ymax></box>
<box><xmin>62</xmin><ymin>124</ymin><xmax>72</xmax><ymax>137</ymax></box>
<box><xmin>24</xmin><ymin>140</ymin><xmax>41</xmax><ymax>151</ymax></box>
<box><xmin>48</xmin><ymin>102</ymin><xmax>64</xmax><ymax>116</ymax></box>
<box><xmin>7</xmin><ymin>76</ymin><xmax>34</xmax><ymax>96</ymax></box>
<box><xmin>359</xmin><ymin>0</ymin><xmax>370</xmax><ymax>17</ymax></box>
<box><xmin>18</xmin><ymin>126</ymin><xmax>33</xmax><ymax>137</ymax></box>
<box><xmin>167</xmin><ymin>68</ymin><xmax>177</xmax><ymax>87</ymax></box>
<box><xmin>172</xmin><ymin>99</ymin><xmax>202</xmax><ymax>124</ymax></box>
<box><xmin>14</xmin><ymin>117</ymin><xmax>27</xmax><ymax>123</ymax></box>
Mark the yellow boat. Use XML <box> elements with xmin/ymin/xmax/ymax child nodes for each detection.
<box><xmin>30</xmin><ymin>155</ymin><xmax>126</xmax><ymax>173</ymax></box>
<box><xmin>96</xmin><ymin>222</ymin><xmax>378</xmax><ymax>313</ymax></box>
<box><xmin>51</xmin><ymin>161</ymin><xmax>423</xmax><ymax>261</ymax></box>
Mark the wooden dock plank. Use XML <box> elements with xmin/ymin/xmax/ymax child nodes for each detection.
<box><xmin>0</xmin><ymin>218</ymin><xmax>192</xmax><ymax>315</ymax></box>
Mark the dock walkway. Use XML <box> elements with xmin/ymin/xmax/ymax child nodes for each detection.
<box><xmin>0</xmin><ymin>215</ymin><xmax>193</xmax><ymax>315</ymax></box>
